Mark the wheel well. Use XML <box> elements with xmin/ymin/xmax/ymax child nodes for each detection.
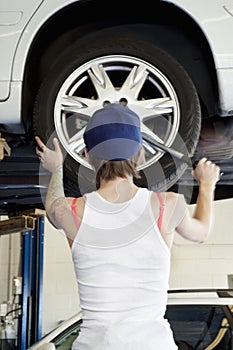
<box><xmin>22</xmin><ymin>0</ymin><xmax>218</xmax><ymax>131</ymax></box>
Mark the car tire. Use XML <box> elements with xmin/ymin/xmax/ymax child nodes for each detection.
<box><xmin>33</xmin><ymin>25</ymin><xmax>201</xmax><ymax>196</ymax></box>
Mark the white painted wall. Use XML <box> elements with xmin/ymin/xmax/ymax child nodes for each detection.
<box><xmin>170</xmin><ymin>198</ymin><xmax>233</xmax><ymax>289</ymax></box>
<box><xmin>0</xmin><ymin>198</ymin><xmax>233</xmax><ymax>336</ymax></box>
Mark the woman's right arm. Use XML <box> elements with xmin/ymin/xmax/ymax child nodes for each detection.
<box><xmin>176</xmin><ymin>158</ymin><xmax>220</xmax><ymax>243</ymax></box>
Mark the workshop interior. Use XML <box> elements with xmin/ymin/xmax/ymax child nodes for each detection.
<box><xmin>1</xmin><ymin>1</ymin><xmax>233</xmax><ymax>349</ymax></box>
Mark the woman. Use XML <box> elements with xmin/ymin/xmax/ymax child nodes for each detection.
<box><xmin>35</xmin><ymin>103</ymin><xmax>220</xmax><ymax>349</ymax></box>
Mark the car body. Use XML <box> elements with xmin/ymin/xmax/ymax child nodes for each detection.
<box><xmin>1</xmin><ymin>0</ymin><xmax>233</xmax><ymax>214</ymax></box>
<box><xmin>28</xmin><ymin>289</ymin><xmax>233</xmax><ymax>350</ymax></box>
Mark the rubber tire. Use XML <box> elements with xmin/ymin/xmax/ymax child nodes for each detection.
<box><xmin>33</xmin><ymin>25</ymin><xmax>201</xmax><ymax>196</ymax></box>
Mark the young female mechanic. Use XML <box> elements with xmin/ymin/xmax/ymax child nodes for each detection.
<box><xmin>36</xmin><ymin>103</ymin><xmax>220</xmax><ymax>350</ymax></box>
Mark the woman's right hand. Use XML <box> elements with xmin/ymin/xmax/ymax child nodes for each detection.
<box><xmin>35</xmin><ymin>136</ymin><xmax>64</xmax><ymax>173</ymax></box>
<box><xmin>192</xmin><ymin>157</ymin><xmax>221</xmax><ymax>188</ymax></box>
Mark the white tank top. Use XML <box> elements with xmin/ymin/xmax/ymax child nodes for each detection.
<box><xmin>71</xmin><ymin>187</ymin><xmax>178</xmax><ymax>350</ymax></box>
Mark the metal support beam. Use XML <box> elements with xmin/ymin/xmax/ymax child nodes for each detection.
<box><xmin>0</xmin><ymin>214</ymin><xmax>36</xmax><ymax>236</ymax></box>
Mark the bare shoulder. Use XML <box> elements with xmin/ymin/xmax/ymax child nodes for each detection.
<box><xmin>65</xmin><ymin>196</ymin><xmax>86</xmax><ymax>220</ymax></box>
<box><xmin>165</xmin><ymin>191</ymin><xmax>181</xmax><ymax>203</ymax></box>
<box><xmin>65</xmin><ymin>196</ymin><xmax>85</xmax><ymax>205</ymax></box>
<box><xmin>151</xmin><ymin>191</ymin><xmax>180</xmax><ymax>204</ymax></box>
<box><xmin>76</xmin><ymin>196</ymin><xmax>86</xmax><ymax>212</ymax></box>
<box><xmin>65</xmin><ymin>197</ymin><xmax>75</xmax><ymax>205</ymax></box>
<box><xmin>150</xmin><ymin>191</ymin><xmax>180</xmax><ymax>221</ymax></box>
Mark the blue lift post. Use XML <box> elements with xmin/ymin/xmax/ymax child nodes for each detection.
<box><xmin>17</xmin><ymin>215</ymin><xmax>45</xmax><ymax>350</ymax></box>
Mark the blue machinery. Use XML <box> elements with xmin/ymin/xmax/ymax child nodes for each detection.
<box><xmin>0</xmin><ymin>213</ymin><xmax>45</xmax><ymax>350</ymax></box>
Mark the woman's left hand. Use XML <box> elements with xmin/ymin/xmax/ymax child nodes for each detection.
<box><xmin>35</xmin><ymin>136</ymin><xmax>64</xmax><ymax>173</ymax></box>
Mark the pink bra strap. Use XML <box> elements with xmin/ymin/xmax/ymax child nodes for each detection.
<box><xmin>157</xmin><ymin>193</ymin><xmax>165</xmax><ymax>231</ymax></box>
<box><xmin>71</xmin><ymin>198</ymin><xmax>80</xmax><ymax>228</ymax></box>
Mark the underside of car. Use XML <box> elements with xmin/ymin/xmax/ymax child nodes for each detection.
<box><xmin>1</xmin><ymin>113</ymin><xmax>233</xmax><ymax>216</ymax></box>
<box><xmin>1</xmin><ymin>1</ymin><xmax>233</xmax><ymax>215</ymax></box>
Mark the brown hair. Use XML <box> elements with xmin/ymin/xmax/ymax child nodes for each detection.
<box><xmin>88</xmin><ymin>151</ymin><xmax>142</xmax><ymax>185</ymax></box>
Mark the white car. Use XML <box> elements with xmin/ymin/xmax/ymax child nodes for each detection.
<box><xmin>1</xmin><ymin>0</ymin><xmax>233</xmax><ymax>204</ymax></box>
<box><xmin>28</xmin><ymin>289</ymin><xmax>233</xmax><ymax>350</ymax></box>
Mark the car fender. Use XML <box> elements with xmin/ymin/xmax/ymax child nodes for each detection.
<box><xmin>1</xmin><ymin>0</ymin><xmax>233</xmax><ymax>128</ymax></box>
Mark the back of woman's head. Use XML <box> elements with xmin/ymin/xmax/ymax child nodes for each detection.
<box><xmin>88</xmin><ymin>152</ymin><xmax>142</xmax><ymax>184</ymax></box>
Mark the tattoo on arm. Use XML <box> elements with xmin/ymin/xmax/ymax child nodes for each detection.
<box><xmin>45</xmin><ymin>165</ymin><xmax>65</xmax><ymax>221</ymax></box>
<box><xmin>45</xmin><ymin>166</ymin><xmax>78</xmax><ymax>241</ymax></box>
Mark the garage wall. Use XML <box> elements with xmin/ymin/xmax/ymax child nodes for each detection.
<box><xmin>0</xmin><ymin>198</ymin><xmax>233</xmax><ymax>336</ymax></box>
<box><xmin>42</xmin><ymin>223</ymin><xmax>80</xmax><ymax>332</ymax></box>
<box><xmin>170</xmin><ymin>198</ymin><xmax>233</xmax><ymax>289</ymax></box>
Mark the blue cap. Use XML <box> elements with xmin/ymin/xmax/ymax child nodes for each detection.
<box><xmin>83</xmin><ymin>103</ymin><xmax>142</xmax><ymax>160</ymax></box>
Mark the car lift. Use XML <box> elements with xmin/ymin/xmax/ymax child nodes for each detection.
<box><xmin>0</xmin><ymin>133</ymin><xmax>47</xmax><ymax>350</ymax></box>
<box><xmin>0</xmin><ymin>210</ymin><xmax>45</xmax><ymax>350</ymax></box>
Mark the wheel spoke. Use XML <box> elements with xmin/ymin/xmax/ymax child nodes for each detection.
<box><xmin>61</xmin><ymin>95</ymin><xmax>99</xmax><ymax>113</ymax></box>
<box><xmin>141</xmin><ymin>124</ymin><xmax>165</xmax><ymax>144</ymax></box>
<box><xmin>119</xmin><ymin>64</ymin><xmax>148</xmax><ymax>99</ymax></box>
<box><xmin>68</xmin><ymin>136</ymin><xmax>85</xmax><ymax>154</ymax></box>
<box><xmin>142</xmin><ymin>140</ymin><xmax>158</xmax><ymax>155</ymax></box>
<box><xmin>144</xmin><ymin>97</ymin><xmax>175</xmax><ymax>114</ymax></box>
<box><xmin>88</xmin><ymin>63</ymin><xmax>116</xmax><ymax>99</ymax></box>
<box><xmin>61</xmin><ymin>96</ymin><xmax>88</xmax><ymax>111</ymax></box>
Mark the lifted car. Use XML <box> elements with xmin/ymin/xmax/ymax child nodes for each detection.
<box><xmin>0</xmin><ymin>0</ymin><xmax>233</xmax><ymax>214</ymax></box>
